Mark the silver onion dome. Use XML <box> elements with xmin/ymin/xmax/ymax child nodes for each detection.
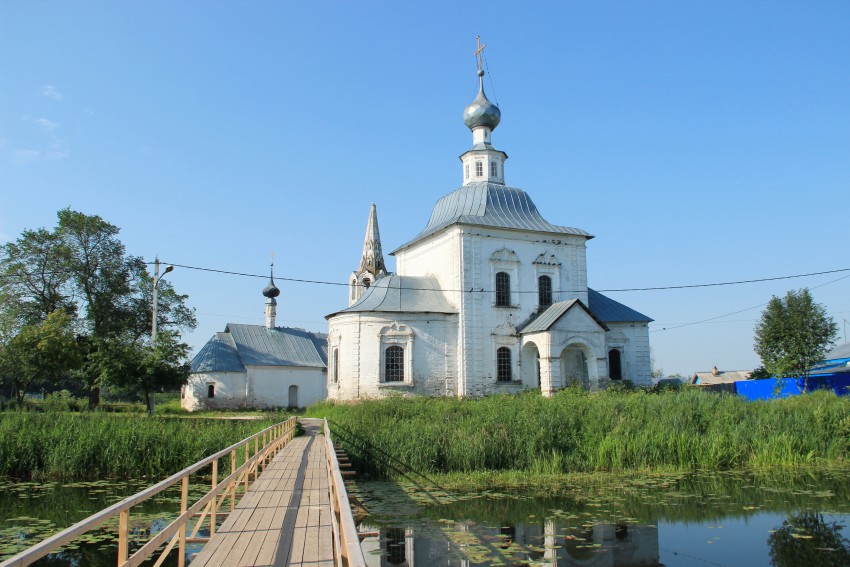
<box><xmin>262</xmin><ymin>266</ymin><xmax>280</xmax><ymax>298</ymax></box>
<box><xmin>463</xmin><ymin>69</ymin><xmax>501</xmax><ymax>131</ymax></box>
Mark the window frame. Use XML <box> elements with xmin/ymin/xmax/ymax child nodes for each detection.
<box><xmin>379</xmin><ymin>323</ymin><xmax>414</xmax><ymax>385</ymax></box>
<box><xmin>496</xmin><ymin>347</ymin><xmax>513</xmax><ymax>382</ymax></box>
<box><xmin>538</xmin><ymin>274</ymin><xmax>553</xmax><ymax>309</ymax></box>
<box><xmin>495</xmin><ymin>271</ymin><xmax>511</xmax><ymax>307</ymax></box>
<box><xmin>475</xmin><ymin>161</ymin><xmax>483</xmax><ymax>177</ymax></box>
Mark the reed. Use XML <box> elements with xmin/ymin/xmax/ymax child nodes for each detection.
<box><xmin>308</xmin><ymin>388</ymin><xmax>850</xmax><ymax>477</ymax></box>
<box><xmin>0</xmin><ymin>412</ymin><xmax>283</xmax><ymax>478</ymax></box>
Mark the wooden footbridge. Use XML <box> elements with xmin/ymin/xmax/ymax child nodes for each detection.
<box><xmin>1</xmin><ymin>417</ymin><xmax>366</xmax><ymax>567</ymax></box>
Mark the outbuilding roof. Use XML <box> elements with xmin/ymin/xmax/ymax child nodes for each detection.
<box><xmin>190</xmin><ymin>324</ymin><xmax>327</xmax><ymax>373</ymax></box>
<box><xmin>520</xmin><ymin>299</ymin><xmax>609</xmax><ymax>334</ymax></box>
<box><xmin>190</xmin><ymin>332</ymin><xmax>245</xmax><ymax>373</ymax></box>
<box><xmin>327</xmin><ymin>274</ymin><xmax>457</xmax><ymax>318</ymax></box>
<box><xmin>391</xmin><ymin>182</ymin><xmax>593</xmax><ymax>254</ymax></box>
<box><xmin>587</xmin><ymin>289</ymin><xmax>653</xmax><ymax>323</ymax></box>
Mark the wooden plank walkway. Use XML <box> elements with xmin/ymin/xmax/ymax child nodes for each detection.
<box><xmin>190</xmin><ymin>418</ymin><xmax>334</xmax><ymax>567</ymax></box>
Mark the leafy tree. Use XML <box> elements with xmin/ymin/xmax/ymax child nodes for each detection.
<box><xmin>0</xmin><ymin>228</ymin><xmax>74</xmax><ymax>327</ymax></box>
<box><xmin>769</xmin><ymin>512</ymin><xmax>850</xmax><ymax>567</ymax></box>
<box><xmin>0</xmin><ymin>208</ymin><xmax>196</xmax><ymax>411</ymax></box>
<box><xmin>0</xmin><ymin>311</ymin><xmax>81</xmax><ymax>408</ymax></box>
<box><xmin>754</xmin><ymin>288</ymin><xmax>837</xmax><ymax>392</ymax></box>
<box><xmin>92</xmin><ymin>331</ymin><xmax>190</xmax><ymax>415</ymax></box>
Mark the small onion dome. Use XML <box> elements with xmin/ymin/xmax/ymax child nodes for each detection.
<box><xmin>262</xmin><ymin>270</ymin><xmax>280</xmax><ymax>299</ymax></box>
<box><xmin>463</xmin><ymin>69</ymin><xmax>501</xmax><ymax>131</ymax></box>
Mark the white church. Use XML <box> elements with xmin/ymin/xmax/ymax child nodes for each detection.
<box><xmin>185</xmin><ymin>50</ymin><xmax>652</xmax><ymax>409</ymax></box>
<box><xmin>325</xmin><ymin>60</ymin><xmax>652</xmax><ymax>401</ymax></box>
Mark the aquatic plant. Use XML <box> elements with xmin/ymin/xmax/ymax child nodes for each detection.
<box><xmin>308</xmin><ymin>388</ymin><xmax>850</xmax><ymax>477</ymax></box>
<box><xmin>0</xmin><ymin>412</ymin><xmax>284</xmax><ymax>478</ymax></box>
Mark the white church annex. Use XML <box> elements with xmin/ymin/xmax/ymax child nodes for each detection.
<box><xmin>326</xmin><ymin>52</ymin><xmax>652</xmax><ymax>401</ymax></box>
<box><xmin>182</xmin><ymin>268</ymin><xmax>328</xmax><ymax>410</ymax></box>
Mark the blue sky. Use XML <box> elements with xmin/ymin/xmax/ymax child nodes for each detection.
<box><xmin>2</xmin><ymin>1</ymin><xmax>848</xmax><ymax>377</ymax></box>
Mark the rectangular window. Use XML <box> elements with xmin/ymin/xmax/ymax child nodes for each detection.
<box><xmin>385</xmin><ymin>346</ymin><xmax>404</xmax><ymax>382</ymax></box>
<box><xmin>495</xmin><ymin>271</ymin><xmax>511</xmax><ymax>307</ymax></box>
<box><xmin>465</xmin><ymin>163</ymin><xmax>469</xmax><ymax>179</ymax></box>
<box><xmin>207</xmin><ymin>384</ymin><xmax>215</xmax><ymax>398</ymax></box>
<box><xmin>497</xmin><ymin>347</ymin><xmax>512</xmax><ymax>382</ymax></box>
<box><xmin>490</xmin><ymin>161</ymin><xmax>497</xmax><ymax>177</ymax></box>
<box><xmin>475</xmin><ymin>161</ymin><xmax>483</xmax><ymax>177</ymax></box>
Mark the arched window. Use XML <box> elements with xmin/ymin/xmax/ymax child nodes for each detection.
<box><xmin>497</xmin><ymin>347</ymin><xmax>512</xmax><ymax>382</ymax></box>
<box><xmin>609</xmin><ymin>349</ymin><xmax>622</xmax><ymax>380</ymax></box>
<box><xmin>207</xmin><ymin>384</ymin><xmax>215</xmax><ymax>399</ymax></box>
<box><xmin>490</xmin><ymin>161</ymin><xmax>497</xmax><ymax>177</ymax></box>
<box><xmin>475</xmin><ymin>161</ymin><xmax>483</xmax><ymax>177</ymax></box>
<box><xmin>350</xmin><ymin>280</ymin><xmax>356</xmax><ymax>300</ymax></box>
<box><xmin>495</xmin><ymin>271</ymin><xmax>511</xmax><ymax>307</ymax></box>
<box><xmin>332</xmin><ymin>348</ymin><xmax>339</xmax><ymax>383</ymax></box>
<box><xmin>362</xmin><ymin>277</ymin><xmax>371</xmax><ymax>289</ymax></box>
<box><xmin>385</xmin><ymin>346</ymin><xmax>404</xmax><ymax>382</ymax></box>
<box><xmin>288</xmin><ymin>385</ymin><xmax>298</xmax><ymax>408</ymax></box>
<box><xmin>538</xmin><ymin>275</ymin><xmax>552</xmax><ymax>308</ymax></box>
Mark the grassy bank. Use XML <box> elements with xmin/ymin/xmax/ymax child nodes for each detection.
<box><xmin>0</xmin><ymin>412</ymin><xmax>287</xmax><ymax>478</ymax></box>
<box><xmin>308</xmin><ymin>388</ymin><xmax>850</xmax><ymax>477</ymax></box>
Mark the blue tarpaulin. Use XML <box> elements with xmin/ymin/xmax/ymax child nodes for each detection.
<box><xmin>734</xmin><ymin>373</ymin><xmax>850</xmax><ymax>400</ymax></box>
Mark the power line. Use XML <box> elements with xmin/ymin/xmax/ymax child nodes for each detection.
<box><xmin>159</xmin><ymin>261</ymin><xmax>850</xmax><ymax>295</ymax></box>
<box><xmin>652</xmin><ymin>272</ymin><xmax>850</xmax><ymax>333</ymax></box>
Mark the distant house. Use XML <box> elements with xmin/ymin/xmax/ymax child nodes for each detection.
<box><xmin>692</xmin><ymin>366</ymin><xmax>752</xmax><ymax>386</ymax></box>
<box><xmin>182</xmin><ymin>270</ymin><xmax>327</xmax><ymax>411</ymax></box>
<box><xmin>810</xmin><ymin>343</ymin><xmax>850</xmax><ymax>376</ymax></box>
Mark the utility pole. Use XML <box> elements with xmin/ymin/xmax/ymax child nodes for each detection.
<box><xmin>150</xmin><ymin>257</ymin><xmax>174</xmax><ymax>417</ymax></box>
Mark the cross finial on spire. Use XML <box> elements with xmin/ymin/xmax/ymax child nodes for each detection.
<box><xmin>474</xmin><ymin>35</ymin><xmax>486</xmax><ymax>71</ymax></box>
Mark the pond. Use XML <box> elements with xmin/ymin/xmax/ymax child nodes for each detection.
<box><xmin>352</xmin><ymin>468</ymin><xmax>850</xmax><ymax>566</ymax></box>
<box><xmin>2</xmin><ymin>469</ymin><xmax>849</xmax><ymax>566</ymax></box>
<box><xmin>0</xmin><ymin>477</ymin><xmax>211</xmax><ymax>566</ymax></box>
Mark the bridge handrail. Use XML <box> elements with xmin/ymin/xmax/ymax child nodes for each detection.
<box><xmin>0</xmin><ymin>416</ymin><xmax>297</xmax><ymax>567</ymax></box>
<box><xmin>323</xmin><ymin>418</ymin><xmax>366</xmax><ymax>567</ymax></box>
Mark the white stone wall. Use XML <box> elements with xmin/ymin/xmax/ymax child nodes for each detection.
<box><xmin>182</xmin><ymin>371</ymin><xmax>248</xmax><ymax>411</ymax></box>
<box><xmin>327</xmin><ymin>312</ymin><xmax>457</xmax><ymax>400</ymax></box>
<box><xmin>182</xmin><ymin>367</ymin><xmax>326</xmax><ymax>410</ymax></box>
<box><xmin>396</xmin><ymin>226</ymin><xmax>589</xmax><ymax>397</ymax></box>
<box><xmin>605</xmin><ymin>322</ymin><xmax>652</xmax><ymax>386</ymax></box>
<box><xmin>248</xmin><ymin>366</ymin><xmax>327</xmax><ymax>408</ymax></box>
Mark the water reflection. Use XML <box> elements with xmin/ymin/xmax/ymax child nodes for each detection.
<box><xmin>355</xmin><ymin>469</ymin><xmax>850</xmax><ymax>567</ymax></box>
<box><xmin>361</xmin><ymin>520</ymin><xmax>661</xmax><ymax>566</ymax></box>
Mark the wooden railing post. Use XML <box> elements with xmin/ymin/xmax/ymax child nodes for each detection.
<box><xmin>244</xmin><ymin>443</ymin><xmax>250</xmax><ymax>493</ymax></box>
<box><xmin>210</xmin><ymin>459</ymin><xmax>218</xmax><ymax>538</ymax></box>
<box><xmin>178</xmin><ymin>476</ymin><xmax>188</xmax><ymax>567</ymax></box>
<box><xmin>118</xmin><ymin>509</ymin><xmax>129</xmax><ymax>567</ymax></box>
<box><xmin>230</xmin><ymin>450</ymin><xmax>236</xmax><ymax>512</ymax></box>
<box><xmin>254</xmin><ymin>437</ymin><xmax>259</xmax><ymax>480</ymax></box>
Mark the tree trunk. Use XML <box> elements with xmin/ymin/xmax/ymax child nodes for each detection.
<box><xmin>88</xmin><ymin>386</ymin><xmax>100</xmax><ymax>411</ymax></box>
<box><xmin>146</xmin><ymin>389</ymin><xmax>155</xmax><ymax>416</ymax></box>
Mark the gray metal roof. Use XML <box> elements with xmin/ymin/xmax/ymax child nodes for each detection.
<box><xmin>227</xmin><ymin>324</ymin><xmax>327</xmax><ymax>368</ymax></box>
<box><xmin>587</xmin><ymin>289</ymin><xmax>653</xmax><ymax>323</ymax></box>
<box><xmin>327</xmin><ymin>274</ymin><xmax>457</xmax><ymax>318</ymax></box>
<box><xmin>191</xmin><ymin>325</ymin><xmax>327</xmax><ymax>373</ymax></box>
<box><xmin>827</xmin><ymin>342</ymin><xmax>850</xmax><ymax>360</ymax></box>
<box><xmin>391</xmin><ymin>182</ymin><xmax>593</xmax><ymax>254</ymax></box>
<box><xmin>520</xmin><ymin>299</ymin><xmax>609</xmax><ymax>334</ymax></box>
<box><xmin>190</xmin><ymin>332</ymin><xmax>246</xmax><ymax>373</ymax></box>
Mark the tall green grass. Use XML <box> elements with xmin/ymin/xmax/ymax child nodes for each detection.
<box><xmin>0</xmin><ymin>413</ymin><xmax>284</xmax><ymax>478</ymax></box>
<box><xmin>308</xmin><ymin>388</ymin><xmax>850</xmax><ymax>477</ymax></box>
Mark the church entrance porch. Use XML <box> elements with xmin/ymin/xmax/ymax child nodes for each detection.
<box><xmin>560</xmin><ymin>346</ymin><xmax>590</xmax><ymax>388</ymax></box>
<box><xmin>520</xmin><ymin>341</ymin><xmax>541</xmax><ymax>388</ymax></box>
